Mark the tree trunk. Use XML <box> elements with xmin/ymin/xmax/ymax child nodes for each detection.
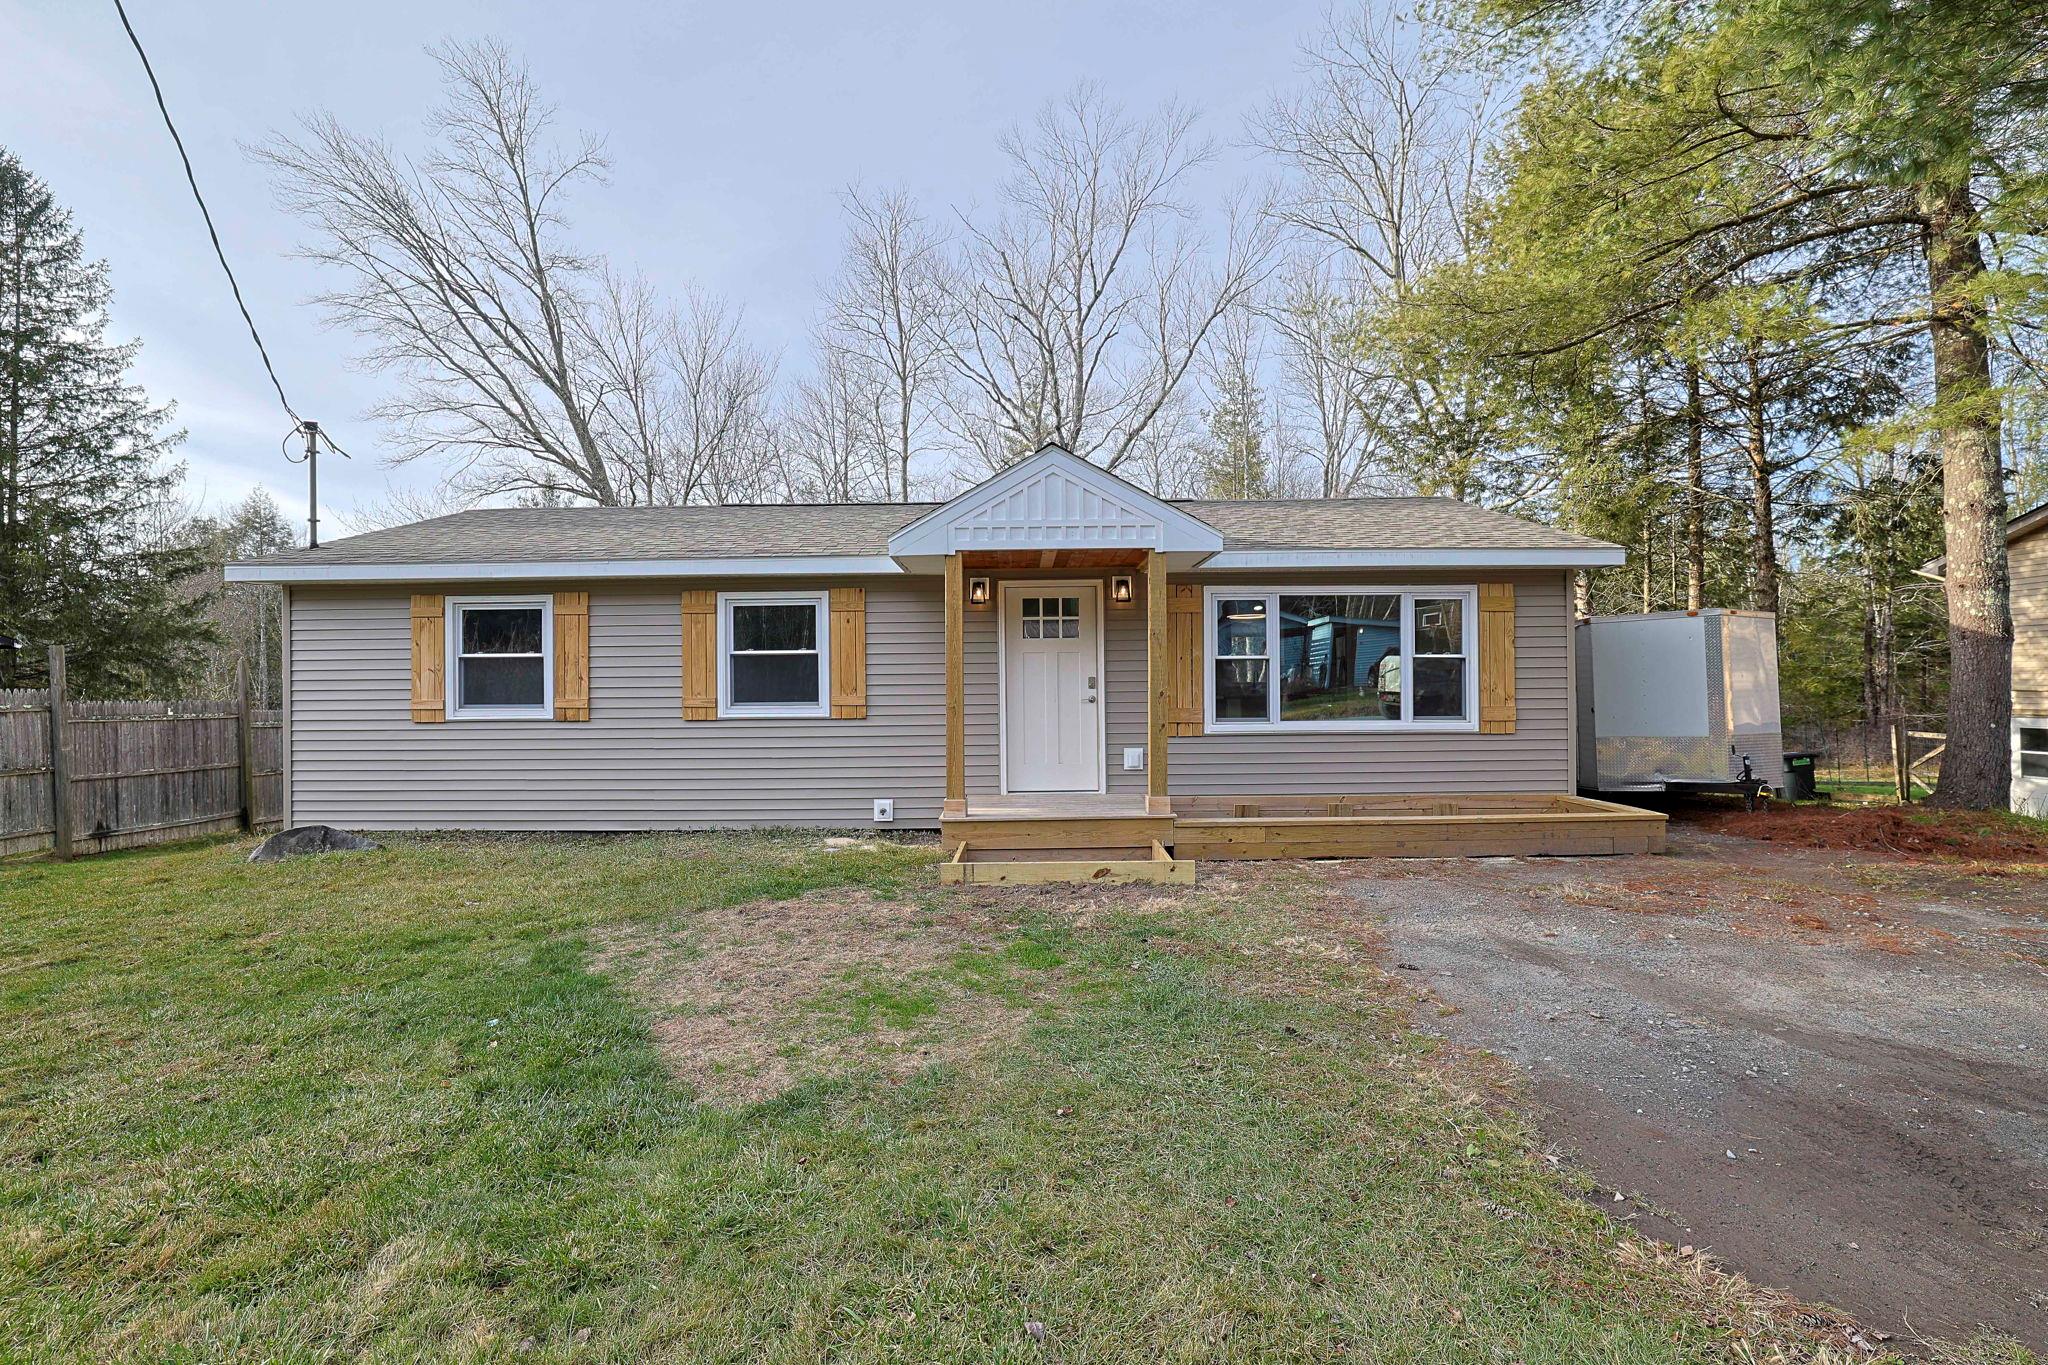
<box><xmin>1743</xmin><ymin>344</ymin><xmax>1779</xmax><ymax>615</ymax></box>
<box><xmin>1684</xmin><ymin>362</ymin><xmax>1705</xmax><ymax>611</ymax></box>
<box><xmin>1574</xmin><ymin>568</ymin><xmax>1591</xmax><ymax>620</ymax></box>
<box><xmin>1922</xmin><ymin>180</ymin><xmax>2012</xmax><ymax>809</ymax></box>
<box><xmin>1640</xmin><ymin>518</ymin><xmax>1653</xmax><ymax>613</ymax></box>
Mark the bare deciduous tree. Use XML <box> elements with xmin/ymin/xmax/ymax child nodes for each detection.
<box><xmin>1265</xmin><ymin>255</ymin><xmax>1400</xmax><ymax>496</ymax></box>
<box><xmin>944</xmin><ymin>84</ymin><xmax>1280</xmax><ymax>476</ymax></box>
<box><xmin>339</xmin><ymin>479</ymin><xmax>480</xmax><ymax>534</ymax></box>
<box><xmin>1251</xmin><ymin>12</ymin><xmax>1492</xmax><ymax>300</ymax></box>
<box><xmin>825</xmin><ymin>186</ymin><xmax>951</xmax><ymax>501</ymax></box>
<box><xmin>257</xmin><ymin>41</ymin><xmax>632</xmax><ymax>504</ymax></box>
<box><xmin>1252</xmin><ymin>13</ymin><xmax>1509</xmax><ymax>497</ymax></box>
<box><xmin>662</xmin><ymin>287</ymin><xmax>781</xmax><ymax>505</ymax></box>
<box><xmin>782</xmin><ymin>342</ymin><xmax>895</xmax><ymax>503</ymax></box>
<box><xmin>584</xmin><ymin>269</ymin><xmax>676</xmax><ymax>506</ymax></box>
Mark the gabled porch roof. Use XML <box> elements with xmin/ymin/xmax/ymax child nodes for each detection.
<box><xmin>887</xmin><ymin>445</ymin><xmax>1224</xmax><ymax>569</ymax></box>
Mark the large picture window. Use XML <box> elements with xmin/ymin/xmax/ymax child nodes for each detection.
<box><xmin>719</xmin><ymin>591</ymin><xmax>829</xmax><ymax>718</ymax></box>
<box><xmin>1204</xmin><ymin>587</ymin><xmax>1476</xmax><ymax>730</ymax></box>
<box><xmin>447</xmin><ymin>595</ymin><xmax>553</xmax><ymax>720</ymax></box>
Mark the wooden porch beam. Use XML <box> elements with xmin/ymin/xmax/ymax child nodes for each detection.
<box><xmin>1145</xmin><ymin>548</ymin><xmax>1169</xmax><ymax>813</ymax></box>
<box><xmin>944</xmin><ymin>552</ymin><xmax>966</xmax><ymax>814</ymax></box>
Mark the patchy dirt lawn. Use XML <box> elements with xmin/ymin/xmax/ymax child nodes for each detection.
<box><xmin>594</xmin><ymin>887</ymin><xmax>1053</xmax><ymax>1103</ymax></box>
<box><xmin>1351</xmin><ymin>823</ymin><xmax>2048</xmax><ymax>1352</ymax></box>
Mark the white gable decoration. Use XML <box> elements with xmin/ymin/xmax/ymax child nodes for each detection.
<box><xmin>889</xmin><ymin>445</ymin><xmax>1223</xmax><ymax>559</ymax></box>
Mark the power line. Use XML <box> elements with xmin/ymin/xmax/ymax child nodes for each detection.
<box><xmin>112</xmin><ymin>0</ymin><xmax>301</xmax><ymax>427</ymax></box>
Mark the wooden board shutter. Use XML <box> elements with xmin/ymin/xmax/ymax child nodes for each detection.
<box><xmin>1478</xmin><ymin>582</ymin><xmax>1516</xmax><ymax>734</ymax></box>
<box><xmin>410</xmin><ymin>594</ymin><xmax>445</xmax><ymax>723</ymax></box>
<box><xmin>681</xmin><ymin>589</ymin><xmax>718</xmax><ymax>720</ymax></box>
<box><xmin>829</xmin><ymin>587</ymin><xmax>867</xmax><ymax>719</ymax></box>
<box><xmin>1167</xmin><ymin>583</ymin><xmax>1203</xmax><ymax>736</ymax></box>
<box><xmin>553</xmin><ymin>591</ymin><xmax>590</xmax><ymax>721</ymax></box>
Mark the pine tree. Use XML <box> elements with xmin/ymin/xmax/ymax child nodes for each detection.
<box><xmin>0</xmin><ymin>147</ymin><xmax>211</xmax><ymax>694</ymax></box>
<box><xmin>1197</xmin><ymin>368</ymin><xmax>1275</xmax><ymax>500</ymax></box>
<box><xmin>1452</xmin><ymin>0</ymin><xmax>2047</xmax><ymax>806</ymax></box>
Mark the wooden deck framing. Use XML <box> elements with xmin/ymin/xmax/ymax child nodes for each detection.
<box><xmin>939</xmin><ymin>793</ymin><xmax>1665</xmax><ymax>882</ymax></box>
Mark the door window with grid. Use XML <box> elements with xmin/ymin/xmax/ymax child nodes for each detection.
<box><xmin>1020</xmin><ymin>596</ymin><xmax>1081</xmax><ymax>639</ymax></box>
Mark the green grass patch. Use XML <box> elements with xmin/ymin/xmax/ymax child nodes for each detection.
<box><xmin>0</xmin><ymin>830</ymin><xmax>2016</xmax><ymax>1362</ymax></box>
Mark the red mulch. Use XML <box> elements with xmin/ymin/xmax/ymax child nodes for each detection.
<box><xmin>1682</xmin><ymin>802</ymin><xmax>2048</xmax><ymax>862</ymax></box>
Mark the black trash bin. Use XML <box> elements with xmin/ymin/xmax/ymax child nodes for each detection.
<box><xmin>1781</xmin><ymin>750</ymin><xmax>1820</xmax><ymax>801</ymax></box>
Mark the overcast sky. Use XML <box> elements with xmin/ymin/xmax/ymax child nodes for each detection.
<box><xmin>3</xmin><ymin>0</ymin><xmax>1337</xmax><ymax>532</ymax></box>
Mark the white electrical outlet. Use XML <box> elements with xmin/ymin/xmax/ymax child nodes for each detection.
<box><xmin>1122</xmin><ymin>747</ymin><xmax>1146</xmax><ymax>771</ymax></box>
<box><xmin>872</xmin><ymin>798</ymin><xmax>894</xmax><ymax>823</ymax></box>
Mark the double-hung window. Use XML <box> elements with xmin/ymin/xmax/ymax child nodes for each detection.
<box><xmin>2018</xmin><ymin>722</ymin><xmax>2048</xmax><ymax>780</ymax></box>
<box><xmin>447</xmin><ymin>595</ymin><xmax>553</xmax><ymax>720</ymax></box>
<box><xmin>719</xmin><ymin>591</ymin><xmax>830</xmax><ymax>718</ymax></box>
<box><xmin>1204</xmin><ymin>586</ymin><xmax>1476</xmax><ymax>730</ymax></box>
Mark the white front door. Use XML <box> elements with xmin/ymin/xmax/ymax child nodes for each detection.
<box><xmin>1002</xmin><ymin>585</ymin><xmax>1104</xmax><ymax>793</ymax></box>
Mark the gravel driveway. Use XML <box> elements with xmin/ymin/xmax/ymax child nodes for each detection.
<box><xmin>1347</xmin><ymin>827</ymin><xmax>2048</xmax><ymax>1351</ymax></box>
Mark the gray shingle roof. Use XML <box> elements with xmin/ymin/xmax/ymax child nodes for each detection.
<box><xmin>1177</xmin><ymin>498</ymin><xmax>1612</xmax><ymax>553</ymax></box>
<box><xmin>253</xmin><ymin>503</ymin><xmax>932</xmax><ymax>565</ymax></box>
<box><xmin>235</xmin><ymin>495</ymin><xmax>1614</xmax><ymax>568</ymax></box>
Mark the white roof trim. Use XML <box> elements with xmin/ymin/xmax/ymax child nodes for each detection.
<box><xmin>225</xmin><ymin>554</ymin><xmax>906</xmax><ymax>585</ymax></box>
<box><xmin>1201</xmin><ymin>547</ymin><xmax>1627</xmax><ymax>570</ymax></box>
<box><xmin>888</xmin><ymin>445</ymin><xmax>1224</xmax><ymax>557</ymax></box>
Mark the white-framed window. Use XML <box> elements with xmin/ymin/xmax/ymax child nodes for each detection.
<box><xmin>2017</xmin><ymin>720</ymin><xmax>2048</xmax><ymax>781</ymax></box>
<box><xmin>446</xmin><ymin>594</ymin><xmax>553</xmax><ymax>720</ymax></box>
<box><xmin>1203</xmin><ymin>585</ymin><xmax>1478</xmax><ymax>731</ymax></box>
<box><xmin>718</xmin><ymin>590</ymin><xmax>830</xmax><ymax>718</ymax></box>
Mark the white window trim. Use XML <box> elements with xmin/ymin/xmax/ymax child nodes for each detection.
<box><xmin>2017</xmin><ymin>717</ymin><xmax>2048</xmax><ymax>784</ymax></box>
<box><xmin>445</xmin><ymin>594</ymin><xmax>554</xmax><ymax>721</ymax></box>
<box><xmin>717</xmin><ymin>590</ymin><xmax>831</xmax><ymax>719</ymax></box>
<box><xmin>1202</xmin><ymin>584</ymin><xmax>1479</xmax><ymax>733</ymax></box>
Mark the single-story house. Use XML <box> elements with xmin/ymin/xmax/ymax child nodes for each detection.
<box><xmin>1922</xmin><ymin>497</ymin><xmax>2048</xmax><ymax>817</ymax></box>
<box><xmin>228</xmin><ymin>445</ymin><xmax>1665</xmax><ymax>878</ymax></box>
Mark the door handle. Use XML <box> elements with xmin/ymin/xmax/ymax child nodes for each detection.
<box><xmin>1083</xmin><ymin>693</ymin><xmax>1098</xmax><ymax>703</ymax></box>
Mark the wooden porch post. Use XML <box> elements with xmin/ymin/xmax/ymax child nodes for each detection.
<box><xmin>944</xmin><ymin>552</ymin><xmax>966</xmax><ymax>815</ymax></box>
<box><xmin>1146</xmin><ymin>549</ymin><xmax>1169</xmax><ymax>815</ymax></box>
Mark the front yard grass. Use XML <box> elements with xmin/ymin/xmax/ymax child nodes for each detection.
<box><xmin>0</xmin><ymin>832</ymin><xmax>1947</xmax><ymax>1361</ymax></box>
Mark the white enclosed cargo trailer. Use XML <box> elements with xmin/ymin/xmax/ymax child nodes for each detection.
<box><xmin>1574</xmin><ymin>609</ymin><xmax>1784</xmax><ymax>797</ymax></box>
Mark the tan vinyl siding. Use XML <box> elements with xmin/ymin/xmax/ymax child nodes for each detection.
<box><xmin>289</xmin><ymin>568</ymin><xmax>1576</xmax><ymax>829</ymax></box>
<box><xmin>1162</xmin><ymin>569</ymin><xmax>1573</xmax><ymax>796</ymax></box>
<box><xmin>290</xmin><ymin>580</ymin><xmax>942</xmax><ymax>829</ymax></box>
<box><xmin>2016</xmin><ymin>530</ymin><xmax>2048</xmax><ymax>715</ymax></box>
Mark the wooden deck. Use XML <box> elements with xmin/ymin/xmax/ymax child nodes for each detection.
<box><xmin>938</xmin><ymin>792</ymin><xmax>1665</xmax><ymax>883</ymax></box>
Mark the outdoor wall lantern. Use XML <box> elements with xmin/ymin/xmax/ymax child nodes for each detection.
<box><xmin>1109</xmin><ymin>573</ymin><xmax>1135</xmax><ymax>605</ymax></box>
<box><xmin>967</xmin><ymin>576</ymin><xmax>992</xmax><ymax>607</ymax></box>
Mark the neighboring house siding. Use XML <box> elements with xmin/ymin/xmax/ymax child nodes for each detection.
<box><xmin>2016</xmin><ymin>530</ymin><xmax>2047</xmax><ymax>716</ymax></box>
<box><xmin>290</xmin><ymin>579</ymin><xmax>944</xmax><ymax>829</ymax></box>
<box><xmin>289</xmin><ymin>568</ymin><xmax>1575</xmax><ymax>830</ymax></box>
<box><xmin>1163</xmin><ymin>569</ymin><xmax>1573</xmax><ymax>796</ymax></box>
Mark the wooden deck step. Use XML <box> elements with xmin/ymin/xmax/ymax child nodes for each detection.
<box><xmin>940</xmin><ymin>811</ymin><xmax>1176</xmax><ymax>852</ymax></box>
<box><xmin>941</xmin><ymin>839</ymin><xmax>1193</xmax><ymax>886</ymax></box>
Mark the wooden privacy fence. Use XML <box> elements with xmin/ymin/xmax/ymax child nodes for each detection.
<box><xmin>1</xmin><ymin>647</ymin><xmax>283</xmax><ymax>859</ymax></box>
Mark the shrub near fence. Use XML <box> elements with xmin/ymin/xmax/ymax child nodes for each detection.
<box><xmin>0</xmin><ymin>650</ymin><xmax>282</xmax><ymax>859</ymax></box>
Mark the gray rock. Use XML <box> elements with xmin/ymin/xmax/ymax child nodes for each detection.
<box><xmin>247</xmin><ymin>824</ymin><xmax>382</xmax><ymax>863</ymax></box>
